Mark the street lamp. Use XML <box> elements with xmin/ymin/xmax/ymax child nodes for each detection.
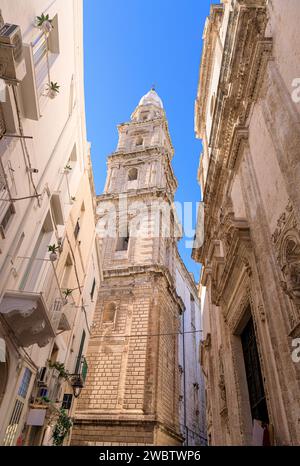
<box><xmin>69</xmin><ymin>374</ymin><xmax>84</xmax><ymax>398</ymax></box>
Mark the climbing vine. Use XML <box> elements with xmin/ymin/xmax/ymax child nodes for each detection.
<box><xmin>52</xmin><ymin>408</ymin><xmax>73</xmax><ymax>446</ymax></box>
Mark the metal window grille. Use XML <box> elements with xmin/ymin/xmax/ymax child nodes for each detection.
<box><xmin>0</xmin><ymin>203</ymin><xmax>15</xmax><ymax>231</ymax></box>
<box><xmin>3</xmin><ymin>399</ymin><xmax>24</xmax><ymax>446</ymax></box>
<box><xmin>3</xmin><ymin>367</ymin><xmax>32</xmax><ymax>445</ymax></box>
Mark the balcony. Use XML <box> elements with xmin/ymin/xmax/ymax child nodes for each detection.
<box><xmin>0</xmin><ymin>255</ymin><xmax>70</xmax><ymax>347</ymax></box>
<box><xmin>38</xmin><ymin>366</ymin><xmax>63</xmax><ymax>402</ymax></box>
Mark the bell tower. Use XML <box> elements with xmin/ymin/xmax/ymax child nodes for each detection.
<box><xmin>72</xmin><ymin>89</ymin><xmax>184</xmax><ymax>446</ymax></box>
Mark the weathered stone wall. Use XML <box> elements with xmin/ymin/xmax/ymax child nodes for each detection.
<box><xmin>73</xmin><ymin>271</ymin><xmax>182</xmax><ymax>445</ymax></box>
<box><xmin>71</xmin><ymin>420</ymin><xmax>155</xmax><ymax>446</ymax></box>
<box><xmin>194</xmin><ymin>0</ymin><xmax>300</xmax><ymax>446</ymax></box>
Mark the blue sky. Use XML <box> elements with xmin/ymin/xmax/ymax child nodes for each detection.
<box><xmin>83</xmin><ymin>0</ymin><xmax>216</xmax><ymax>281</ymax></box>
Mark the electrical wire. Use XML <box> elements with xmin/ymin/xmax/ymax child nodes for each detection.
<box><xmin>65</xmin><ymin>233</ymin><xmax>91</xmax><ymax>335</ymax></box>
<box><xmin>93</xmin><ymin>329</ymin><xmax>203</xmax><ymax>339</ymax></box>
<box><xmin>11</xmin><ymin>86</ymin><xmax>40</xmax><ymax>206</ymax></box>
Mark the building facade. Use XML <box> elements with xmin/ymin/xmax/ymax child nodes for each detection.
<box><xmin>72</xmin><ymin>89</ymin><xmax>205</xmax><ymax>446</ymax></box>
<box><xmin>193</xmin><ymin>0</ymin><xmax>300</xmax><ymax>445</ymax></box>
<box><xmin>176</xmin><ymin>253</ymin><xmax>206</xmax><ymax>446</ymax></box>
<box><xmin>0</xmin><ymin>0</ymin><xmax>101</xmax><ymax>446</ymax></box>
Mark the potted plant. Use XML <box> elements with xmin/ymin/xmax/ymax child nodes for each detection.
<box><xmin>47</xmin><ymin>81</ymin><xmax>60</xmax><ymax>99</ymax></box>
<box><xmin>48</xmin><ymin>361</ymin><xmax>69</xmax><ymax>380</ymax></box>
<box><xmin>64</xmin><ymin>164</ymin><xmax>72</xmax><ymax>172</ymax></box>
<box><xmin>48</xmin><ymin>244</ymin><xmax>59</xmax><ymax>262</ymax></box>
<box><xmin>62</xmin><ymin>289</ymin><xmax>73</xmax><ymax>297</ymax></box>
<box><xmin>52</xmin><ymin>408</ymin><xmax>73</xmax><ymax>446</ymax></box>
<box><xmin>36</xmin><ymin>13</ymin><xmax>53</xmax><ymax>34</ymax></box>
<box><xmin>62</xmin><ymin>288</ymin><xmax>73</xmax><ymax>305</ymax></box>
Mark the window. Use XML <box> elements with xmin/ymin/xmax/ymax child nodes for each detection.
<box><xmin>32</xmin><ymin>33</ymin><xmax>48</xmax><ymax>93</ymax></box>
<box><xmin>49</xmin><ymin>344</ymin><xmax>59</xmax><ymax>365</ymax></box>
<box><xmin>3</xmin><ymin>367</ymin><xmax>32</xmax><ymax>446</ymax></box>
<box><xmin>103</xmin><ymin>302</ymin><xmax>116</xmax><ymax>323</ymax></box>
<box><xmin>0</xmin><ymin>203</ymin><xmax>15</xmax><ymax>237</ymax></box>
<box><xmin>90</xmin><ymin>278</ymin><xmax>96</xmax><ymax>300</ymax></box>
<box><xmin>128</xmin><ymin>167</ymin><xmax>138</xmax><ymax>181</ymax></box>
<box><xmin>50</xmin><ymin>193</ymin><xmax>64</xmax><ymax>226</ymax></box>
<box><xmin>140</xmin><ymin>112</ymin><xmax>148</xmax><ymax>121</ymax></box>
<box><xmin>115</xmin><ymin>228</ymin><xmax>129</xmax><ymax>251</ymax></box>
<box><xmin>74</xmin><ymin>218</ymin><xmax>80</xmax><ymax>239</ymax></box>
<box><xmin>190</xmin><ymin>294</ymin><xmax>195</xmax><ymax>328</ymax></box>
<box><xmin>19</xmin><ymin>211</ymin><xmax>53</xmax><ymax>291</ymax></box>
<box><xmin>32</xmin><ymin>14</ymin><xmax>60</xmax><ymax>97</ymax></box>
<box><xmin>210</xmin><ymin>93</ymin><xmax>216</xmax><ymax>117</ymax></box>
<box><xmin>18</xmin><ymin>368</ymin><xmax>32</xmax><ymax>398</ymax></box>
<box><xmin>68</xmin><ymin>75</ymin><xmax>75</xmax><ymax>116</ymax></box>
<box><xmin>62</xmin><ymin>393</ymin><xmax>73</xmax><ymax>410</ymax></box>
<box><xmin>75</xmin><ymin>330</ymin><xmax>86</xmax><ymax>375</ymax></box>
<box><xmin>3</xmin><ymin>400</ymin><xmax>24</xmax><ymax>446</ymax></box>
<box><xmin>62</xmin><ymin>254</ymin><xmax>73</xmax><ymax>289</ymax></box>
<box><xmin>69</xmin><ymin>144</ymin><xmax>77</xmax><ymax>163</ymax></box>
<box><xmin>136</xmin><ymin>136</ymin><xmax>143</xmax><ymax>146</ymax></box>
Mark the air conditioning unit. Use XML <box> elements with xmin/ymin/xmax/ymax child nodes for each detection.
<box><xmin>37</xmin><ymin>366</ymin><xmax>49</xmax><ymax>387</ymax></box>
<box><xmin>37</xmin><ymin>366</ymin><xmax>56</xmax><ymax>387</ymax></box>
<box><xmin>0</xmin><ymin>23</ymin><xmax>26</xmax><ymax>82</ymax></box>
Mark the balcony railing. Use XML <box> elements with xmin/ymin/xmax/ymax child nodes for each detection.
<box><xmin>0</xmin><ymin>255</ymin><xmax>70</xmax><ymax>347</ymax></box>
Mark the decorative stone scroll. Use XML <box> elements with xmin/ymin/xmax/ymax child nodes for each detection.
<box><xmin>272</xmin><ymin>200</ymin><xmax>300</xmax><ymax>331</ymax></box>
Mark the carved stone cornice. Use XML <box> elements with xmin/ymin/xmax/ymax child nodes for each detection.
<box><xmin>225</xmin><ymin>287</ymin><xmax>252</xmax><ymax>334</ymax></box>
<box><xmin>193</xmin><ymin>1</ymin><xmax>272</xmax><ymax>267</ymax></box>
<box><xmin>210</xmin><ymin>218</ymin><xmax>251</xmax><ymax>307</ymax></box>
<box><xmin>117</xmin><ymin>117</ymin><xmax>175</xmax><ymax>156</ymax></box>
<box><xmin>271</xmin><ymin>200</ymin><xmax>300</xmax><ymax>331</ymax></box>
<box><xmin>195</xmin><ymin>4</ymin><xmax>224</xmax><ymax>138</ymax></box>
<box><xmin>103</xmin><ymin>264</ymin><xmax>185</xmax><ymax>314</ymax></box>
<box><xmin>97</xmin><ymin>186</ymin><xmax>175</xmax><ymax>206</ymax></box>
<box><xmin>227</xmin><ymin>126</ymin><xmax>249</xmax><ymax>170</ymax></box>
<box><xmin>107</xmin><ymin>146</ymin><xmax>178</xmax><ymax>191</ymax></box>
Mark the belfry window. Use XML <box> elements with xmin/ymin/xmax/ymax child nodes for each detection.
<box><xmin>115</xmin><ymin>228</ymin><xmax>129</xmax><ymax>251</ymax></box>
<box><xmin>140</xmin><ymin>112</ymin><xmax>148</xmax><ymax>121</ymax></box>
<box><xmin>103</xmin><ymin>302</ymin><xmax>116</xmax><ymax>323</ymax></box>
<box><xmin>136</xmin><ymin>136</ymin><xmax>143</xmax><ymax>146</ymax></box>
<box><xmin>128</xmin><ymin>167</ymin><xmax>138</xmax><ymax>182</ymax></box>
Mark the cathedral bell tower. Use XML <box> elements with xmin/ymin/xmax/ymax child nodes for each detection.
<box><xmin>72</xmin><ymin>89</ymin><xmax>184</xmax><ymax>446</ymax></box>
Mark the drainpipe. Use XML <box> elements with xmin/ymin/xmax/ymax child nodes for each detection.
<box><xmin>182</xmin><ymin>311</ymin><xmax>188</xmax><ymax>446</ymax></box>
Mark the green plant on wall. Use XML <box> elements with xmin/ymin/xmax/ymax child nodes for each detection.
<box><xmin>62</xmin><ymin>288</ymin><xmax>73</xmax><ymax>298</ymax></box>
<box><xmin>52</xmin><ymin>408</ymin><xmax>73</xmax><ymax>446</ymax></box>
<box><xmin>48</xmin><ymin>360</ymin><xmax>69</xmax><ymax>380</ymax></box>
<box><xmin>36</xmin><ymin>13</ymin><xmax>53</xmax><ymax>28</ymax></box>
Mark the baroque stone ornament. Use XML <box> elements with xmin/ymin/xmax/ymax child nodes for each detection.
<box><xmin>218</xmin><ymin>347</ymin><xmax>228</xmax><ymax>418</ymax></box>
<box><xmin>272</xmin><ymin>200</ymin><xmax>300</xmax><ymax>329</ymax></box>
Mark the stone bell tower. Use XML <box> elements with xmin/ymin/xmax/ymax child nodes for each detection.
<box><xmin>72</xmin><ymin>89</ymin><xmax>184</xmax><ymax>446</ymax></box>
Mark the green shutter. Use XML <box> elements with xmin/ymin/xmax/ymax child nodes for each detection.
<box><xmin>81</xmin><ymin>357</ymin><xmax>88</xmax><ymax>382</ymax></box>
